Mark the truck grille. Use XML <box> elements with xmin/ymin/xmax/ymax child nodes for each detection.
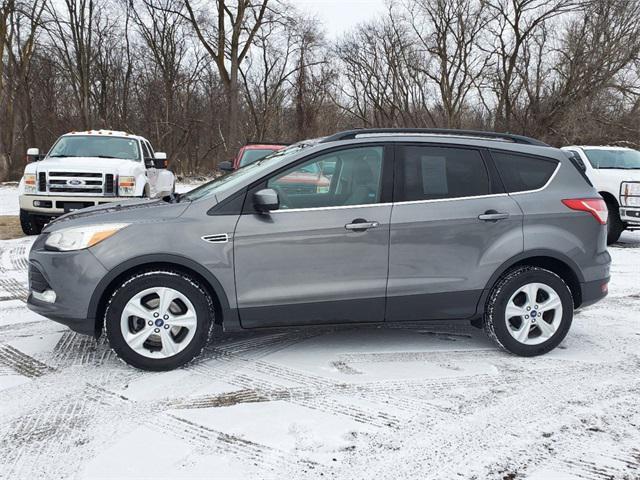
<box><xmin>105</xmin><ymin>174</ymin><xmax>115</xmax><ymax>194</ymax></box>
<box><xmin>41</xmin><ymin>171</ymin><xmax>116</xmax><ymax>196</ymax></box>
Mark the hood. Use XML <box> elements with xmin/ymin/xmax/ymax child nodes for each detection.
<box><xmin>36</xmin><ymin>156</ymin><xmax>140</xmax><ymax>172</ymax></box>
<box><xmin>593</xmin><ymin>168</ymin><xmax>640</xmax><ymax>184</ymax></box>
<box><xmin>43</xmin><ymin>197</ymin><xmax>190</xmax><ymax>232</ymax></box>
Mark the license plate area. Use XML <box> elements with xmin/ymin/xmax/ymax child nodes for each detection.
<box><xmin>58</xmin><ymin>201</ymin><xmax>95</xmax><ymax>213</ymax></box>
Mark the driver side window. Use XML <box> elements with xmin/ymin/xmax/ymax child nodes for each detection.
<box><xmin>267</xmin><ymin>146</ymin><xmax>384</xmax><ymax>210</ymax></box>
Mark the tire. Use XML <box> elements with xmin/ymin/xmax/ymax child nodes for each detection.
<box><xmin>605</xmin><ymin>199</ymin><xmax>625</xmax><ymax>245</ymax></box>
<box><xmin>484</xmin><ymin>266</ymin><xmax>574</xmax><ymax>356</ymax></box>
<box><xmin>105</xmin><ymin>270</ymin><xmax>215</xmax><ymax>371</ymax></box>
<box><xmin>19</xmin><ymin>209</ymin><xmax>44</xmax><ymax>236</ymax></box>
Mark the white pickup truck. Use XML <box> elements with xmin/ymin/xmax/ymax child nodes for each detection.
<box><xmin>562</xmin><ymin>146</ymin><xmax>640</xmax><ymax>244</ymax></box>
<box><xmin>18</xmin><ymin>130</ymin><xmax>176</xmax><ymax>235</ymax></box>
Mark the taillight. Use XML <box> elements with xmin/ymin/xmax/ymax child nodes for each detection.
<box><xmin>562</xmin><ymin>198</ymin><xmax>608</xmax><ymax>225</ymax></box>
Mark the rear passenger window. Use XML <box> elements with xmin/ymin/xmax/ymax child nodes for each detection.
<box><xmin>398</xmin><ymin>146</ymin><xmax>490</xmax><ymax>201</ymax></box>
<box><xmin>492</xmin><ymin>151</ymin><xmax>558</xmax><ymax>193</ymax></box>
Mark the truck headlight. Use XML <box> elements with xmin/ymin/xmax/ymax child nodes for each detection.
<box><xmin>45</xmin><ymin>223</ymin><xmax>130</xmax><ymax>251</ymax></box>
<box><xmin>118</xmin><ymin>176</ymin><xmax>136</xmax><ymax>196</ymax></box>
<box><xmin>621</xmin><ymin>182</ymin><xmax>640</xmax><ymax>206</ymax></box>
<box><xmin>23</xmin><ymin>174</ymin><xmax>37</xmax><ymax>194</ymax></box>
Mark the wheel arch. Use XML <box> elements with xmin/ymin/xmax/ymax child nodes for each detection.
<box><xmin>89</xmin><ymin>254</ymin><xmax>234</xmax><ymax>337</ymax></box>
<box><xmin>477</xmin><ymin>250</ymin><xmax>584</xmax><ymax>314</ymax></box>
<box><xmin>599</xmin><ymin>191</ymin><xmax>619</xmax><ymax>208</ymax></box>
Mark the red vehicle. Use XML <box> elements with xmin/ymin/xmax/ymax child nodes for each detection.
<box><xmin>219</xmin><ymin>143</ymin><xmax>287</xmax><ymax>171</ymax></box>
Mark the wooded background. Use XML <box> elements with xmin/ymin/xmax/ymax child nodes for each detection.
<box><xmin>1</xmin><ymin>0</ymin><xmax>639</xmax><ymax>180</ymax></box>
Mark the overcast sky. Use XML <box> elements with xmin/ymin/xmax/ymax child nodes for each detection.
<box><xmin>294</xmin><ymin>0</ymin><xmax>389</xmax><ymax>39</ymax></box>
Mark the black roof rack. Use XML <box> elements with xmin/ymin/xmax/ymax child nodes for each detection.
<box><xmin>319</xmin><ymin>128</ymin><xmax>550</xmax><ymax>147</ymax></box>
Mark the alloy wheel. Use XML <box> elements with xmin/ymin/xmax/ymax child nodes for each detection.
<box><xmin>505</xmin><ymin>282</ymin><xmax>563</xmax><ymax>345</ymax></box>
<box><xmin>120</xmin><ymin>287</ymin><xmax>198</xmax><ymax>358</ymax></box>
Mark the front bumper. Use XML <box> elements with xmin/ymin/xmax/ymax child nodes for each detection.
<box><xmin>20</xmin><ymin>194</ymin><xmax>131</xmax><ymax>216</ymax></box>
<box><xmin>26</xmin><ymin>234</ymin><xmax>108</xmax><ymax>336</ymax></box>
<box><xmin>619</xmin><ymin>207</ymin><xmax>640</xmax><ymax>227</ymax></box>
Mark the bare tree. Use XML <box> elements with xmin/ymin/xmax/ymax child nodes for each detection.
<box><xmin>483</xmin><ymin>0</ymin><xmax>578</xmax><ymax>131</ymax></box>
<box><xmin>406</xmin><ymin>0</ymin><xmax>489</xmax><ymax>128</ymax></box>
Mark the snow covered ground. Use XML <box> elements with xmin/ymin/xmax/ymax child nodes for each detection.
<box><xmin>0</xmin><ymin>192</ymin><xmax>639</xmax><ymax>479</ymax></box>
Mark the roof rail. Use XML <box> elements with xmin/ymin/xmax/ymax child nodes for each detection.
<box><xmin>319</xmin><ymin>128</ymin><xmax>550</xmax><ymax>147</ymax></box>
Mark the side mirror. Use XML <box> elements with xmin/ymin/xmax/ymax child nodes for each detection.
<box><xmin>253</xmin><ymin>188</ymin><xmax>279</xmax><ymax>213</ymax></box>
<box><xmin>218</xmin><ymin>161</ymin><xmax>233</xmax><ymax>172</ymax></box>
<box><xmin>154</xmin><ymin>152</ymin><xmax>167</xmax><ymax>160</ymax></box>
<box><xmin>26</xmin><ymin>148</ymin><xmax>41</xmax><ymax>162</ymax></box>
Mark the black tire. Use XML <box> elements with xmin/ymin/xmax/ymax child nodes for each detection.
<box><xmin>484</xmin><ymin>266</ymin><xmax>574</xmax><ymax>356</ymax></box>
<box><xmin>19</xmin><ymin>209</ymin><xmax>44</xmax><ymax>236</ymax></box>
<box><xmin>605</xmin><ymin>199</ymin><xmax>625</xmax><ymax>245</ymax></box>
<box><xmin>105</xmin><ymin>270</ymin><xmax>215</xmax><ymax>371</ymax></box>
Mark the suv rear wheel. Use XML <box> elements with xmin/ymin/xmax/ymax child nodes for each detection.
<box><xmin>484</xmin><ymin>266</ymin><xmax>573</xmax><ymax>356</ymax></box>
<box><xmin>105</xmin><ymin>270</ymin><xmax>214</xmax><ymax>370</ymax></box>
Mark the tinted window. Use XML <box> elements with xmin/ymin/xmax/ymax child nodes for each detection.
<box><xmin>267</xmin><ymin>146</ymin><xmax>383</xmax><ymax>209</ymax></box>
<box><xmin>398</xmin><ymin>146</ymin><xmax>489</xmax><ymax>201</ymax></box>
<box><xmin>492</xmin><ymin>151</ymin><xmax>558</xmax><ymax>193</ymax></box>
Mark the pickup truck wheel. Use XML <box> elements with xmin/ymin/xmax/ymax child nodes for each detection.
<box><xmin>19</xmin><ymin>209</ymin><xmax>44</xmax><ymax>236</ymax></box>
<box><xmin>605</xmin><ymin>199</ymin><xmax>624</xmax><ymax>245</ymax></box>
<box><xmin>484</xmin><ymin>266</ymin><xmax>573</xmax><ymax>356</ymax></box>
<box><xmin>105</xmin><ymin>270</ymin><xmax>215</xmax><ymax>371</ymax></box>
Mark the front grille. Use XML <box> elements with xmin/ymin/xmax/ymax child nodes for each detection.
<box><xmin>49</xmin><ymin>172</ymin><xmax>102</xmax><ymax>177</ymax></box>
<box><xmin>29</xmin><ymin>263</ymin><xmax>50</xmax><ymax>293</ymax></box>
<box><xmin>105</xmin><ymin>174</ymin><xmax>115</xmax><ymax>194</ymax></box>
<box><xmin>46</xmin><ymin>171</ymin><xmax>107</xmax><ymax>195</ymax></box>
<box><xmin>48</xmin><ymin>187</ymin><xmax>103</xmax><ymax>194</ymax></box>
<box><xmin>38</xmin><ymin>172</ymin><xmax>47</xmax><ymax>191</ymax></box>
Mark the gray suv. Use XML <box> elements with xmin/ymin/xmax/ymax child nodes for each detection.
<box><xmin>27</xmin><ymin>129</ymin><xmax>611</xmax><ymax>370</ymax></box>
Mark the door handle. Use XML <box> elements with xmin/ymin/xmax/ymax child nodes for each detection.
<box><xmin>478</xmin><ymin>210</ymin><xmax>510</xmax><ymax>222</ymax></box>
<box><xmin>345</xmin><ymin>219</ymin><xmax>379</xmax><ymax>231</ymax></box>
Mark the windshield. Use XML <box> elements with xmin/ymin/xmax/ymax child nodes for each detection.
<box><xmin>48</xmin><ymin>135</ymin><xmax>141</xmax><ymax>161</ymax></box>
<box><xmin>239</xmin><ymin>148</ymin><xmax>278</xmax><ymax>167</ymax></box>
<box><xmin>584</xmin><ymin>149</ymin><xmax>640</xmax><ymax>169</ymax></box>
<box><xmin>183</xmin><ymin>145</ymin><xmax>308</xmax><ymax>202</ymax></box>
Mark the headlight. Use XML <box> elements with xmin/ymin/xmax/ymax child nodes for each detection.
<box><xmin>45</xmin><ymin>223</ymin><xmax>130</xmax><ymax>251</ymax></box>
<box><xmin>621</xmin><ymin>182</ymin><xmax>640</xmax><ymax>206</ymax></box>
<box><xmin>118</xmin><ymin>176</ymin><xmax>136</xmax><ymax>196</ymax></box>
<box><xmin>23</xmin><ymin>174</ymin><xmax>37</xmax><ymax>194</ymax></box>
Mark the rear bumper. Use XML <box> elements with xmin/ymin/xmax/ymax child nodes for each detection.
<box><xmin>579</xmin><ymin>277</ymin><xmax>609</xmax><ymax>309</ymax></box>
<box><xmin>20</xmin><ymin>194</ymin><xmax>129</xmax><ymax>216</ymax></box>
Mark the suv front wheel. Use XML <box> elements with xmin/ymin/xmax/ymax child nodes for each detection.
<box><xmin>105</xmin><ymin>270</ymin><xmax>215</xmax><ymax>370</ymax></box>
<box><xmin>484</xmin><ymin>266</ymin><xmax>573</xmax><ymax>356</ymax></box>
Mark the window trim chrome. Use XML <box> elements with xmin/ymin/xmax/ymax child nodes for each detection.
<box><xmin>262</xmin><ymin>153</ymin><xmax>562</xmax><ymax>213</ymax></box>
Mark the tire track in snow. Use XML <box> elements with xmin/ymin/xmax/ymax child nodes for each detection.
<box><xmin>0</xmin><ymin>344</ymin><xmax>53</xmax><ymax>378</ymax></box>
<box><xmin>0</xmin><ymin>278</ymin><xmax>28</xmax><ymax>302</ymax></box>
<box><xmin>146</xmin><ymin>412</ymin><xmax>319</xmax><ymax>472</ymax></box>
<box><xmin>0</xmin><ymin>382</ymin><xmax>132</xmax><ymax>479</ymax></box>
<box><xmin>50</xmin><ymin>331</ymin><xmax>117</xmax><ymax>368</ymax></box>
